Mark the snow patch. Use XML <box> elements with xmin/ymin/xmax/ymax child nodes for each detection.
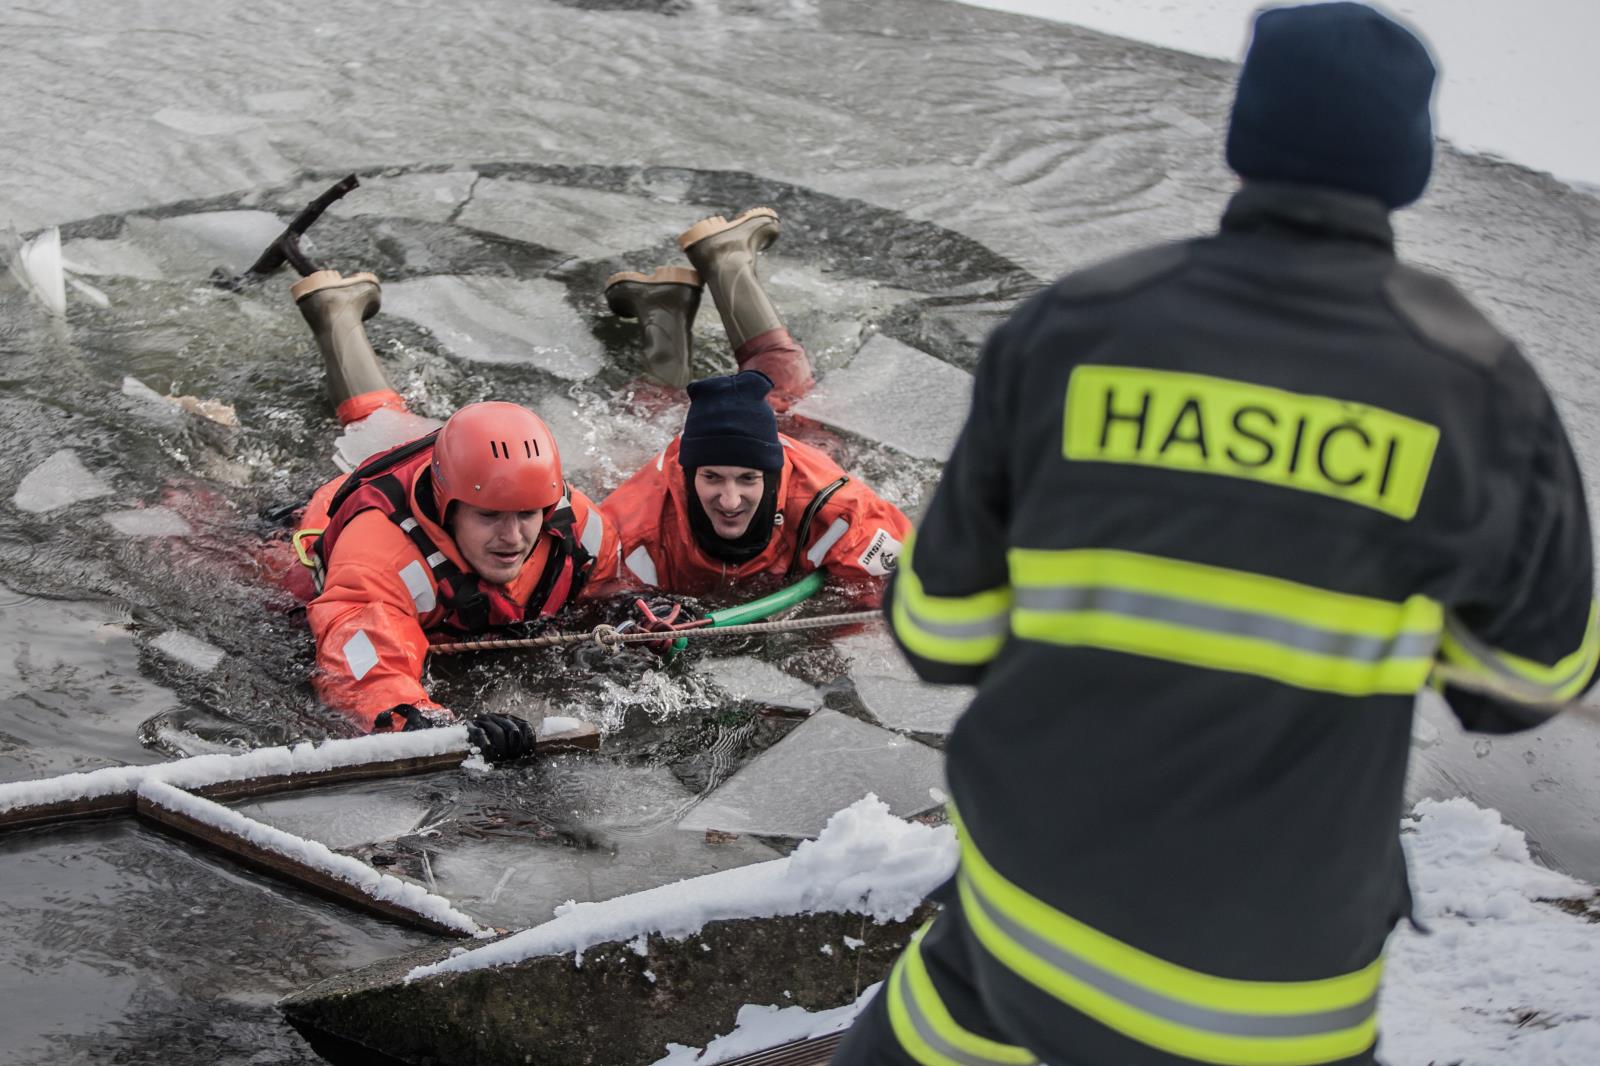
<box><xmin>650</xmin><ymin>984</ymin><xmax>880</xmax><ymax>1066</ymax></box>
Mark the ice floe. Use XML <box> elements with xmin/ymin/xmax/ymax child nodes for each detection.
<box><xmin>12</xmin><ymin>449</ymin><xmax>113</xmax><ymax>513</ymax></box>
<box><xmin>791</xmin><ymin>334</ymin><xmax>972</xmax><ymax>460</ymax></box>
<box><xmin>384</xmin><ymin>275</ymin><xmax>604</xmax><ymax>380</ymax></box>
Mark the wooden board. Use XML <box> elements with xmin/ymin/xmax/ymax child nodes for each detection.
<box><xmin>0</xmin><ymin>792</ymin><xmax>136</xmax><ymax>833</ymax></box>
<box><xmin>134</xmin><ymin>792</ymin><xmax>474</xmax><ymax>938</ymax></box>
<box><xmin>720</xmin><ymin>1032</ymin><xmax>846</xmax><ymax>1066</ymax></box>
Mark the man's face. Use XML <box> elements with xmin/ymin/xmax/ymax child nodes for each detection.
<box><xmin>694</xmin><ymin>466</ymin><xmax>765</xmax><ymax>540</ymax></box>
<box><xmin>450</xmin><ymin>505</ymin><xmax>544</xmax><ymax>584</ymax></box>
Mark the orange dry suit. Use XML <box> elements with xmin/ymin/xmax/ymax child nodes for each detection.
<box><xmin>295</xmin><ymin>432</ymin><xmax>618</xmax><ymax>729</ymax></box>
<box><xmin>598</xmin><ymin>433</ymin><xmax>911</xmax><ymax>599</ymax></box>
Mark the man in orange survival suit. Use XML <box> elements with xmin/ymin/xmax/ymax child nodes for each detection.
<box><xmin>600</xmin><ymin>368</ymin><xmax>910</xmax><ymax>604</ymax></box>
<box><xmin>286</xmin><ymin>268</ymin><xmax>618</xmax><ymax>754</ymax></box>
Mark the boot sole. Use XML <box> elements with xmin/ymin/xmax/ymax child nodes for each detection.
<box><xmin>292</xmin><ymin>269</ymin><xmax>381</xmax><ymax>302</ymax></box>
<box><xmin>603</xmin><ymin>266</ymin><xmax>702</xmax><ymax>291</ymax></box>
<box><xmin>676</xmin><ymin>207</ymin><xmax>779</xmax><ymax>252</ymax></box>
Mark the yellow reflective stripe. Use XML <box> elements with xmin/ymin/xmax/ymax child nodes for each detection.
<box><xmin>1437</xmin><ymin>601</ymin><xmax>1600</xmax><ymax>704</ymax></box>
<box><xmin>1007</xmin><ymin>548</ymin><xmax>1441</xmax><ymax>696</ymax></box>
<box><xmin>951</xmin><ymin>811</ymin><xmax>1380</xmax><ymax>1066</ymax></box>
<box><xmin>1062</xmin><ymin>365</ymin><xmax>1439</xmax><ymax>521</ymax></box>
<box><xmin>886</xmin><ymin>925</ymin><xmax>1038</xmax><ymax>1066</ymax></box>
<box><xmin>893</xmin><ymin>534</ymin><xmax>1012</xmax><ymax>666</ymax></box>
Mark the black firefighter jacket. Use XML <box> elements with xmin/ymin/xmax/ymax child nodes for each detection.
<box><xmin>886</xmin><ymin>182</ymin><xmax>1598</xmax><ymax>1062</ymax></box>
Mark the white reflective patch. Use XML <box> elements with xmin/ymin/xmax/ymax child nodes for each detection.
<box><xmin>426</xmin><ymin>551</ymin><xmax>447</xmax><ymax>568</ymax></box>
<box><xmin>397</xmin><ymin>559</ymin><xmax>437</xmax><ymax>613</ymax></box>
<box><xmin>342</xmin><ymin>629</ymin><xmax>380</xmax><ymax>681</ymax></box>
<box><xmin>399</xmin><ymin>517</ymin><xmax>419</xmax><ymax>532</ymax></box>
<box><xmin>806</xmin><ymin>517</ymin><xmax>851</xmax><ymax>567</ymax></box>
<box><xmin>856</xmin><ymin>528</ymin><xmax>903</xmax><ymax>576</ymax></box>
<box><xmin>580</xmin><ymin>508</ymin><xmax>604</xmax><ymax>557</ymax></box>
<box><xmin>655</xmin><ymin>450</ymin><xmax>666</xmax><ymax>472</ymax></box>
<box><xmin>625</xmin><ymin>545</ymin><xmax>659</xmax><ymax>586</ymax></box>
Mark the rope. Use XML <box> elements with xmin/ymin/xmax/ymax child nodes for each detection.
<box><xmin>428</xmin><ymin>610</ymin><xmax>883</xmax><ymax>655</ymax></box>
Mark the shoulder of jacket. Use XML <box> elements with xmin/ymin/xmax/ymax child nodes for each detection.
<box><xmin>1381</xmin><ymin>263</ymin><xmax>1512</xmax><ymax>369</ymax></box>
<box><xmin>1051</xmin><ymin>241</ymin><xmax>1191</xmax><ymax>303</ymax></box>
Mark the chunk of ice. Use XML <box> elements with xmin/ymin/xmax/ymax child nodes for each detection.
<box><xmin>835</xmin><ymin>630</ymin><xmax>972</xmax><ymax>735</ymax></box>
<box><xmin>61</xmin><ymin>237</ymin><xmax>166</xmax><ymax>280</ymax></box>
<box><xmin>123</xmin><ymin>211</ymin><xmax>287</xmax><ymax>279</ymax></box>
<box><xmin>677</xmin><ymin>710</ymin><xmax>945</xmax><ymax>839</ymax></box>
<box><xmin>459</xmin><ymin>178</ymin><xmax>716</xmax><ymax>259</ymax></box>
<box><xmin>384</xmin><ymin>275</ymin><xmax>604</xmax><ymax>380</ymax></box>
<box><xmin>7</xmin><ymin>226</ymin><xmax>66</xmax><ymax>315</ymax></box>
<box><xmin>150</xmin><ymin>630</ymin><xmax>225</xmax><ymax>674</ymax></box>
<box><xmin>12</xmin><ymin>449</ymin><xmax>113</xmax><ymax>513</ymax></box>
<box><xmin>699</xmin><ymin>657</ymin><xmax>822</xmax><ymax>712</ymax></box>
<box><xmin>234</xmin><ymin>783</ymin><xmax>435</xmax><ymax>851</ymax></box>
<box><xmin>331</xmin><ymin>407</ymin><xmax>444</xmax><ymax>473</ymax></box>
<box><xmin>790</xmin><ymin>335</ymin><xmax>972</xmax><ymax>460</ymax></box>
<box><xmin>103</xmin><ymin>507</ymin><xmax>192</xmax><ymax>537</ymax></box>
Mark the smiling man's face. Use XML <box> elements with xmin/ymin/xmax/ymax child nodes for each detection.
<box><xmin>694</xmin><ymin>466</ymin><xmax>765</xmax><ymax>539</ymax></box>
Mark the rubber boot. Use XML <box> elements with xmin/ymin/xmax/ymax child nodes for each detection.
<box><xmin>291</xmin><ymin>270</ymin><xmax>406</xmax><ymax>425</ymax></box>
<box><xmin>604</xmin><ymin>266</ymin><xmax>703</xmax><ymax>389</ymax></box>
<box><xmin>678</xmin><ymin>207</ymin><xmax>814</xmax><ymax>406</ymax></box>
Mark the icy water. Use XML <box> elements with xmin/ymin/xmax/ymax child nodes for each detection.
<box><xmin>3</xmin><ymin>1</ymin><xmax>1600</xmax><ymax>1063</ymax></box>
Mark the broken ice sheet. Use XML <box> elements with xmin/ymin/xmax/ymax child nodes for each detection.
<box><xmin>457</xmin><ymin>178</ymin><xmax>715</xmax><ymax>260</ymax></box>
<box><xmin>103</xmin><ymin>507</ymin><xmax>192</xmax><ymax>537</ymax></box>
<box><xmin>331</xmin><ymin>407</ymin><xmax>443</xmax><ymax>473</ymax></box>
<box><xmin>677</xmin><ymin>710</ymin><xmax>945</xmax><ymax>839</ymax></box>
<box><xmin>12</xmin><ymin>449</ymin><xmax>113</xmax><ymax>513</ymax></box>
<box><xmin>121</xmin><ymin>211</ymin><xmax>287</xmax><ymax>280</ymax></box>
<box><xmin>62</xmin><ymin>237</ymin><xmax>165</xmax><ymax>281</ymax></box>
<box><xmin>425</xmin><ymin>763</ymin><xmax>779</xmax><ymax>928</ymax></box>
<box><xmin>234</xmin><ymin>779</ymin><xmax>436</xmax><ymax>852</ymax></box>
<box><xmin>835</xmin><ymin>630</ymin><xmax>973</xmax><ymax>735</ymax></box>
<box><xmin>150</xmin><ymin>630</ymin><xmax>225</xmax><ymax>674</ymax></box>
<box><xmin>790</xmin><ymin>334</ymin><xmax>972</xmax><ymax>461</ymax></box>
<box><xmin>699</xmin><ymin>657</ymin><xmax>821</xmax><ymax>712</ymax></box>
<box><xmin>384</xmin><ymin>275</ymin><xmax>604</xmax><ymax>380</ymax></box>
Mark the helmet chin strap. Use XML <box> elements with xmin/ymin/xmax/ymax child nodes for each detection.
<box><xmin>684</xmin><ymin>467</ymin><xmax>780</xmax><ymax>564</ymax></box>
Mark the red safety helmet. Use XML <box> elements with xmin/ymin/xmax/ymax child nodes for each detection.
<box><xmin>431</xmin><ymin>402</ymin><xmax>564</xmax><ymax>515</ymax></box>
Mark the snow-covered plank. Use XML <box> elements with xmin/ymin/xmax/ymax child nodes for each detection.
<box><xmin>0</xmin><ymin>721</ymin><xmax>599</xmax><ymax>831</ymax></box>
<box><xmin>135</xmin><ymin>779</ymin><xmax>482</xmax><ymax>938</ymax></box>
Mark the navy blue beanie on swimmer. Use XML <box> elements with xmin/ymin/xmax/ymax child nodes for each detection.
<box><xmin>1226</xmin><ymin>2</ymin><xmax>1437</xmax><ymax>210</ymax></box>
<box><xmin>679</xmin><ymin>370</ymin><xmax>785</xmax><ymax>472</ymax></box>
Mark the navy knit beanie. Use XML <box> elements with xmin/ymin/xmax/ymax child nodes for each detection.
<box><xmin>1227</xmin><ymin>2</ymin><xmax>1436</xmax><ymax>209</ymax></box>
<box><xmin>679</xmin><ymin>370</ymin><xmax>784</xmax><ymax>471</ymax></box>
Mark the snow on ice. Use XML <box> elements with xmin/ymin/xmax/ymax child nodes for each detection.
<box><xmin>405</xmin><ymin>795</ymin><xmax>956</xmax><ymax>982</ymax></box>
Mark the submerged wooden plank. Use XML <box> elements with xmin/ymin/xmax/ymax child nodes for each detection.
<box><xmin>134</xmin><ymin>790</ymin><xmax>477</xmax><ymax>938</ymax></box>
<box><xmin>0</xmin><ymin>792</ymin><xmax>135</xmax><ymax>832</ymax></box>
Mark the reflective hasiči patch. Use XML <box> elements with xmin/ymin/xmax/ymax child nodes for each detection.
<box><xmin>1064</xmin><ymin>365</ymin><xmax>1439</xmax><ymax>520</ymax></box>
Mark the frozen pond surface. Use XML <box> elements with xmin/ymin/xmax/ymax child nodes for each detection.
<box><xmin>2</xmin><ymin>1</ymin><xmax>1599</xmax><ymax>1063</ymax></box>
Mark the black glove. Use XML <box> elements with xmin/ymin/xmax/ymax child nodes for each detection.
<box><xmin>466</xmin><ymin>712</ymin><xmax>537</xmax><ymax>763</ymax></box>
<box><xmin>373</xmin><ymin>703</ymin><xmax>452</xmax><ymax>732</ymax></box>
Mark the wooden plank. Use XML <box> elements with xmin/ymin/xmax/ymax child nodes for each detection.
<box><xmin>536</xmin><ymin>721</ymin><xmax>601</xmax><ymax>753</ymax></box>
<box><xmin>0</xmin><ymin>792</ymin><xmax>136</xmax><ymax>832</ymax></box>
<box><xmin>134</xmin><ymin>792</ymin><xmax>474</xmax><ymax>938</ymax></box>
<box><xmin>719</xmin><ymin>1032</ymin><xmax>846</xmax><ymax>1066</ymax></box>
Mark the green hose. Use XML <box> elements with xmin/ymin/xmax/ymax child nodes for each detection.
<box><xmin>668</xmin><ymin>570</ymin><xmax>825</xmax><ymax>658</ymax></box>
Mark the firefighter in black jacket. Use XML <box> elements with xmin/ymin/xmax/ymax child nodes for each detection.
<box><xmin>833</xmin><ymin>4</ymin><xmax>1598</xmax><ymax>1066</ymax></box>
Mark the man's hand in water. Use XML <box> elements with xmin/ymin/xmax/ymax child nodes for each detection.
<box><xmin>465</xmin><ymin>713</ymin><xmax>537</xmax><ymax>763</ymax></box>
<box><xmin>374</xmin><ymin>704</ymin><xmax>536</xmax><ymax>762</ymax></box>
